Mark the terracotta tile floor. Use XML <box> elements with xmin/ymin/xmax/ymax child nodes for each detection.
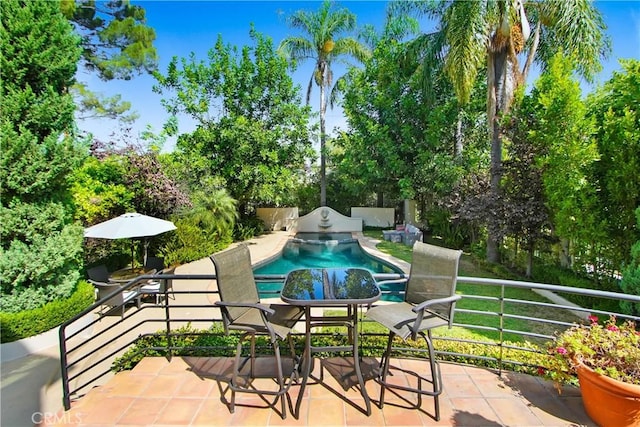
<box><xmin>48</xmin><ymin>356</ymin><xmax>595</xmax><ymax>426</ymax></box>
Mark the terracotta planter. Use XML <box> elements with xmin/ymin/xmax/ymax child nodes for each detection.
<box><xmin>576</xmin><ymin>363</ymin><xmax>640</xmax><ymax>427</ymax></box>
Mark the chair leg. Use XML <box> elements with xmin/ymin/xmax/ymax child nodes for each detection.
<box><xmin>422</xmin><ymin>329</ymin><xmax>442</xmax><ymax>421</ymax></box>
<box><xmin>378</xmin><ymin>331</ymin><xmax>394</xmax><ymax>408</ymax></box>
<box><xmin>287</xmin><ymin>335</ymin><xmax>299</xmax><ymax>380</ymax></box>
<box><xmin>272</xmin><ymin>340</ymin><xmax>287</xmax><ymax>419</ymax></box>
<box><xmin>377</xmin><ymin>330</ymin><xmax>443</xmax><ymax>421</ymax></box>
<box><xmin>225</xmin><ymin>332</ymin><xmax>293</xmax><ymax>420</ymax></box>
<box><xmin>229</xmin><ymin>337</ymin><xmax>246</xmax><ymax>414</ymax></box>
<box><xmin>249</xmin><ymin>335</ymin><xmax>256</xmax><ymax>378</ymax></box>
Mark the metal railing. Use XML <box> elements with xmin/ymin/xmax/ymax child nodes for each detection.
<box><xmin>58</xmin><ymin>271</ymin><xmax>640</xmax><ymax>410</ymax></box>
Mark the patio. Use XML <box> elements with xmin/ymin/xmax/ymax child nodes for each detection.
<box><xmin>47</xmin><ymin>356</ymin><xmax>594</xmax><ymax>426</ymax></box>
<box><xmin>45</xmin><ymin>230</ymin><xmax>613</xmax><ymax>427</ymax></box>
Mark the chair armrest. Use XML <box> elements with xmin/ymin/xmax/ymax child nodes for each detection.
<box><xmin>122</xmin><ymin>290</ymin><xmax>139</xmax><ymax>302</ymax></box>
<box><xmin>88</xmin><ymin>279</ymin><xmax>121</xmax><ymax>288</ymax></box>
<box><xmin>215</xmin><ymin>301</ymin><xmax>276</xmax><ymax>316</ymax></box>
<box><xmin>375</xmin><ymin>278</ymin><xmax>408</xmax><ymax>287</ymax></box>
<box><xmin>412</xmin><ymin>295</ymin><xmax>461</xmax><ymax>313</ymax></box>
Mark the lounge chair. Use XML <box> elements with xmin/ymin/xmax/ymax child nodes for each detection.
<box><xmin>366</xmin><ymin>241</ymin><xmax>462</xmax><ymax>421</ymax></box>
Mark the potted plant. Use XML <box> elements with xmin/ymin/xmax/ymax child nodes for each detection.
<box><xmin>544</xmin><ymin>315</ymin><xmax>640</xmax><ymax>427</ymax></box>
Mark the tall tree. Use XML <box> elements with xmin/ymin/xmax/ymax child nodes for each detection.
<box><xmin>154</xmin><ymin>29</ymin><xmax>314</xmax><ymax>212</ymax></box>
<box><xmin>587</xmin><ymin>59</ymin><xmax>640</xmax><ymax>271</ymax></box>
<box><xmin>62</xmin><ymin>0</ymin><xmax>157</xmax><ymax>124</ymax></box>
<box><xmin>528</xmin><ymin>54</ymin><xmax>600</xmax><ymax>271</ymax></box>
<box><xmin>0</xmin><ymin>0</ymin><xmax>85</xmax><ymax>311</ymax></box>
<box><xmin>394</xmin><ymin>0</ymin><xmax>609</xmax><ymax>262</ymax></box>
<box><xmin>278</xmin><ymin>0</ymin><xmax>370</xmax><ymax>207</ymax></box>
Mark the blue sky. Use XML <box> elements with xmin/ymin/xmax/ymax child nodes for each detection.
<box><xmin>79</xmin><ymin>1</ymin><xmax>640</xmax><ymax>151</ymax></box>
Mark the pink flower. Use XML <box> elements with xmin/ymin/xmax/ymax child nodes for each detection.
<box><xmin>588</xmin><ymin>315</ymin><xmax>598</xmax><ymax>324</ymax></box>
<box><xmin>606</xmin><ymin>325</ymin><xmax>619</xmax><ymax>332</ymax></box>
<box><xmin>557</xmin><ymin>347</ymin><xmax>567</xmax><ymax>355</ymax></box>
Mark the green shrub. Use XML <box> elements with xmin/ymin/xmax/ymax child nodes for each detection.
<box><xmin>424</xmin><ymin>207</ymin><xmax>469</xmax><ymax>248</ymax></box>
<box><xmin>161</xmin><ymin>217</ymin><xmax>232</xmax><ymax>265</ymax></box>
<box><xmin>233</xmin><ymin>216</ymin><xmax>265</xmax><ymax>241</ymax></box>
<box><xmin>0</xmin><ymin>221</ymin><xmax>85</xmax><ymax>312</ymax></box>
<box><xmin>620</xmin><ymin>208</ymin><xmax>640</xmax><ymax>316</ymax></box>
<box><xmin>112</xmin><ymin>324</ymin><xmax>265</xmax><ymax>372</ymax></box>
<box><xmin>0</xmin><ymin>281</ymin><xmax>95</xmax><ymax>343</ymax></box>
<box><xmin>112</xmin><ymin>322</ymin><xmax>547</xmax><ymax>379</ymax></box>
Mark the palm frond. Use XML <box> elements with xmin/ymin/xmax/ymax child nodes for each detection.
<box><xmin>536</xmin><ymin>0</ymin><xmax>610</xmax><ymax>82</ymax></box>
<box><xmin>387</xmin><ymin>0</ymin><xmax>441</xmax><ymax>19</ymax></box>
<box><xmin>332</xmin><ymin>37</ymin><xmax>371</xmax><ymax>64</ymax></box>
<box><xmin>410</xmin><ymin>30</ymin><xmax>447</xmax><ymax>103</ymax></box>
<box><xmin>324</xmin><ymin>8</ymin><xmax>357</xmax><ymax>37</ymax></box>
<box><xmin>306</xmin><ymin>75</ymin><xmax>314</xmax><ymax>105</ymax></box>
<box><xmin>442</xmin><ymin>0</ymin><xmax>489</xmax><ymax>104</ymax></box>
<box><xmin>278</xmin><ymin>36</ymin><xmax>315</xmax><ymax>61</ymax></box>
<box><xmin>329</xmin><ymin>73</ymin><xmax>348</xmax><ymax>109</ymax></box>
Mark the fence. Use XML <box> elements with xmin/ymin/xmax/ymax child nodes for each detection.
<box><xmin>58</xmin><ymin>272</ymin><xmax>640</xmax><ymax>410</ymax></box>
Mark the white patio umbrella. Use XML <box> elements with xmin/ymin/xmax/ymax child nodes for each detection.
<box><xmin>84</xmin><ymin>212</ymin><xmax>176</xmax><ymax>268</ymax></box>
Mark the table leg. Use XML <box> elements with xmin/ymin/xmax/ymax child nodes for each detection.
<box><xmin>352</xmin><ymin>304</ymin><xmax>372</xmax><ymax>415</ymax></box>
<box><xmin>293</xmin><ymin>306</ymin><xmax>312</xmax><ymax>419</ymax></box>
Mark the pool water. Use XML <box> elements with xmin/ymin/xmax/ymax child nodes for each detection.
<box><xmin>254</xmin><ymin>237</ymin><xmax>405</xmax><ymax>300</ymax></box>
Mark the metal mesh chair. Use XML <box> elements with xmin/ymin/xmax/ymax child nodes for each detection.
<box><xmin>144</xmin><ymin>256</ymin><xmax>165</xmax><ymax>272</ymax></box>
<box><xmin>87</xmin><ymin>264</ymin><xmax>112</xmax><ymax>283</ymax></box>
<box><xmin>139</xmin><ymin>266</ymin><xmax>175</xmax><ymax>304</ymax></box>
<box><xmin>210</xmin><ymin>244</ymin><xmax>304</xmax><ymax>419</ymax></box>
<box><xmin>366</xmin><ymin>241</ymin><xmax>462</xmax><ymax>421</ymax></box>
<box><xmin>92</xmin><ymin>281</ymin><xmax>140</xmax><ymax>318</ymax></box>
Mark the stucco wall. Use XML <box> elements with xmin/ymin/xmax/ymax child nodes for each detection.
<box><xmin>292</xmin><ymin>206</ymin><xmax>362</xmax><ymax>232</ymax></box>
<box><xmin>256</xmin><ymin>207</ymin><xmax>299</xmax><ymax>231</ymax></box>
<box><xmin>350</xmin><ymin>207</ymin><xmax>395</xmax><ymax>228</ymax></box>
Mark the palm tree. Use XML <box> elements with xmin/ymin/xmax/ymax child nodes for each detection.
<box><xmin>189</xmin><ymin>187</ymin><xmax>238</xmax><ymax>237</ymax></box>
<box><xmin>394</xmin><ymin>0</ymin><xmax>609</xmax><ymax>262</ymax></box>
<box><xmin>279</xmin><ymin>0</ymin><xmax>370</xmax><ymax>207</ymax></box>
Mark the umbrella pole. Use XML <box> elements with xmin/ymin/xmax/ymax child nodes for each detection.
<box><xmin>143</xmin><ymin>238</ymin><xmax>149</xmax><ymax>267</ymax></box>
<box><xmin>131</xmin><ymin>240</ymin><xmax>135</xmax><ymax>268</ymax></box>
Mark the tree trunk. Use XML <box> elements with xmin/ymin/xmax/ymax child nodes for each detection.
<box><xmin>377</xmin><ymin>191</ymin><xmax>383</xmax><ymax>208</ymax></box>
<box><xmin>526</xmin><ymin>243</ymin><xmax>534</xmax><ymax>278</ymax></box>
<box><xmin>486</xmin><ymin>48</ymin><xmax>512</xmax><ymax>264</ymax></box>
<box><xmin>320</xmin><ymin>83</ymin><xmax>327</xmax><ymax>207</ymax></box>
<box><xmin>486</xmin><ymin>113</ymin><xmax>502</xmax><ymax>263</ymax></box>
<box><xmin>560</xmin><ymin>238</ymin><xmax>571</xmax><ymax>268</ymax></box>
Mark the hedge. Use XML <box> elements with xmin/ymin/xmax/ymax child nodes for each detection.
<box><xmin>0</xmin><ymin>281</ymin><xmax>95</xmax><ymax>343</ymax></box>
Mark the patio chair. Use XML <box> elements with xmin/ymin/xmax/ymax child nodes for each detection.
<box><xmin>144</xmin><ymin>256</ymin><xmax>165</xmax><ymax>272</ymax></box>
<box><xmin>365</xmin><ymin>241</ymin><xmax>462</xmax><ymax>421</ymax></box>
<box><xmin>138</xmin><ymin>266</ymin><xmax>175</xmax><ymax>305</ymax></box>
<box><xmin>92</xmin><ymin>281</ymin><xmax>140</xmax><ymax>318</ymax></box>
<box><xmin>210</xmin><ymin>244</ymin><xmax>304</xmax><ymax>420</ymax></box>
<box><xmin>87</xmin><ymin>264</ymin><xmax>112</xmax><ymax>283</ymax></box>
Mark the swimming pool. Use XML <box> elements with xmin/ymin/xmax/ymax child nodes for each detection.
<box><xmin>253</xmin><ymin>233</ymin><xmax>406</xmax><ymax>300</ymax></box>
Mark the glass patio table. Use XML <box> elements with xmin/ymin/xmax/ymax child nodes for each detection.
<box><xmin>281</xmin><ymin>267</ymin><xmax>381</xmax><ymax>416</ymax></box>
